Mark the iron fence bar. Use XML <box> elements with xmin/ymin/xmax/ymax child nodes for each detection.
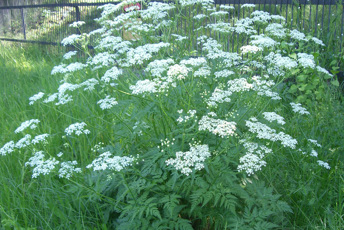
<box><xmin>0</xmin><ymin>2</ymin><xmax>120</xmax><ymax>10</ymax></box>
<box><xmin>20</xmin><ymin>8</ymin><xmax>26</xmax><ymax>40</ymax></box>
<box><xmin>341</xmin><ymin>3</ymin><xmax>343</xmax><ymax>52</ymax></box>
<box><xmin>314</xmin><ymin>0</ymin><xmax>319</xmax><ymax>35</ymax></box>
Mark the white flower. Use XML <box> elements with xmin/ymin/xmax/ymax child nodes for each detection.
<box><xmin>86</xmin><ymin>151</ymin><xmax>135</xmax><ymax>171</ymax></box>
<box><xmin>59</xmin><ymin>161</ymin><xmax>82</xmax><ymax>179</ymax></box>
<box><xmin>15</xmin><ymin>119</ymin><xmax>40</xmax><ymax>133</ymax></box>
<box><xmin>180</xmin><ymin>57</ymin><xmax>207</xmax><ymax>67</ymax></box>
<box><xmin>25</xmin><ymin>151</ymin><xmax>59</xmax><ymax>178</ymax></box>
<box><xmin>199</xmin><ymin>116</ymin><xmax>236</xmax><ymax>138</ymax></box>
<box><xmin>146</xmin><ymin>59</ymin><xmax>174</xmax><ymax>77</ymax></box>
<box><xmin>214</xmin><ymin>69</ymin><xmax>234</xmax><ymax>78</ymax></box>
<box><xmin>316</xmin><ymin>66</ymin><xmax>333</xmax><ymax>77</ymax></box>
<box><xmin>31</xmin><ymin>134</ymin><xmax>49</xmax><ymax>145</ymax></box>
<box><xmin>29</xmin><ymin>92</ymin><xmax>44</xmax><ymax>105</ymax></box>
<box><xmin>166</xmin><ymin>144</ymin><xmax>211</xmax><ymax>176</ymax></box>
<box><xmin>265</xmin><ymin>23</ymin><xmax>286</xmax><ymax>38</ymax></box>
<box><xmin>69</xmin><ymin>21</ymin><xmax>85</xmax><ymax>28</ymax></box>
<box><xmin>297</xmin><ymin>53</ymin><xmax>315</xmax><ymax>69</ymax></box>
<box><xmin>63</xmin><ymin>51</ymin><xmax>77</xmax><ymax>60</ymax></box>
<box><xmin>250</xmin><ymin>35</ymin><xmax>279</xmax><ymax>48</ymax></box>
<box><xmin>167</xmin><ymin>64</ymin><xmax>189</xmax><ymax>80</ymax></box>
<box><xmin>15</xmin><ymin>134</ymin><xmax>32</xmax><ymax>149</ymax></box>
<box><xmin>241</xmin><ymin>4</ymin><xmax>255</xmax><ymax>8</ymax></box>
<box><xmin>97</xmin><ymin>96</ymin><xmax>118</xmax><ymax>110</ymax></box>
<box><xmin>317</xmin><ymin>160</ymin><xmax>330</xmax><ymax>169</ymax></box>
<box><xmin>61</xmin><ymin>34</ymin><xmax>81</xmax><ymax>46</ymax></box>
<box><xmin>101</xmin><ymin>66</ymin><xmax>123</xmax><ymax>83</ymax></box>
<box><xmin>246</xmin><ymin>118</ymin><xmax>297</xmax><ymax>149</ymax></box>
<box><xmin>311</xmin><ymin>37</ymin><xmax>325</xmax><ymax>46</ymax></box>
<box><xmin>262</xmin><ymin>112</ymin><xmax>286</xmax><ymax>125</ymax></box>
<box><xmin>289</xmin><ymin>29</ymin><xmax>307</xmax><ymax>41</ymax></box>
<box><xmin>240</xmin><ymin>45</ymin><xmax>262</xmax><ymax>54</ymax></box>
<box><xmin>308</xmin><ymin>139</ymin><xmax>322</xmax><ymax>147</ymax></box>
<box><xmin>130</xmin><ymin>79</ymin><xmax>158</xmax><ymax>95</ymax></box>
<box><xmin>310</xmin><ymin>149</ymin><xmax>318</xmax><ymax>157</ymax></box>
<box><xmin>64</xmin><ymin>122</ymin><xmax>90</xmax><ymax>136</ymax></box>
<box><xmin>290</xmin><ymin>102</ymin><xmax>310</xmax><ymax>115</ymax></box>
<box><xmin>0</xmin><ymin>141</ymin><xmax>15</xmax><ymax>156</ymax></box>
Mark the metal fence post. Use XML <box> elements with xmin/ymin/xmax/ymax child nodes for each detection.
<box><xmin>20</xmin><ymin>8</ymin><xmax>26</xmax><ymax>40</ymax></box>
<box><xmin>75</xmin><ymin>5</ymin><xmax>81</xmax><ymax>34</ymax></box>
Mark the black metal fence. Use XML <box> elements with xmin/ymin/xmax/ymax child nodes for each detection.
<box><xmin>0</xmin><ymin>0</ymin><xmax>343</xmax><ymax>50</ymax></box>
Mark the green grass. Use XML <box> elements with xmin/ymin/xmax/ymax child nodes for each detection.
<box><xmin>1</xmin><ymin>2</ymin><xmax>344</xmax><ymax>229</ymax></box>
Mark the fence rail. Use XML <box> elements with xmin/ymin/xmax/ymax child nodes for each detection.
<box><xmin>0</xmin><ymin>0</ymin><xmax>343</xmax><ymax>51</ymax></box>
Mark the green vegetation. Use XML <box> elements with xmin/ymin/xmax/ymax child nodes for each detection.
<box><xmin>1</xmin><ymin>1</ymin><xmax>344</xmax><ymax>229</ymax></box>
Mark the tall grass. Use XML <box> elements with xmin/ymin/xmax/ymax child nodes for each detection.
<box><xmin>1</xmin><ymin>1</ymin><xmax>344</xmax><ymax>229</ymax></box>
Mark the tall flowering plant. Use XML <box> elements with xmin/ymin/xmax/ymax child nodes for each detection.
<box><xmin>0</xmin><ymin>0</ymin><xmax>334</xmax><ymax>228</ymax></box>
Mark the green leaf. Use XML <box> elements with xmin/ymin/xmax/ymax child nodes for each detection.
<box><xmin>289</xmin><ymin>53</ymin><xmax>297</xmax><ymax>60</ymax></box>
<box><xmin>288</xmin><ymin>84</ymin><xmax>298</xmax><ymax>93</ymax></box>
<box><xmin>331</xmin><ymin>79</ymin><xmax>340</xmax><ymax>87</ymax></box>
<box><xmin>296</xmin><ymin>75</ymin><xmax>307</xmax><ymax>82</ymax></box>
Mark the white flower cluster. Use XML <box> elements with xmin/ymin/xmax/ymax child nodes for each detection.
<box><xmin>180</xmin><ymin>57</ymin><xmax>207</xmax><ymax>67</ymax></box>
<box><xmin>246</xmin><ymin>118</ymin><xmax>297</xmax><ymax>149</ymax></box>
<box><xmin>25</xmin><ymin>151</ymin><xmax>59</xmax><ymax>178</ymax></box>
<box><xmin>289</xmin><ymin>29</ymin><xmax>307</xmax><ymax>41</ymax></box>
<box><xmin>238</xmin><ymin>140</ymin><xmax>272</xmax><ymax>175</ymax></box>
<box><xmin>15</xmin><ymin>134</ymin><xmax>32</xmax><ymax>149</ymax></box>
<box><xmin>233</xmin><ymin>18</ymin><xmax>256</xmax><ymax>35</ymax></box>
<box><xmin>251</xmin><ymin>10</ymin><xmax>285</xmax><ymax>23</ymax></box>
<box><xmin>0</xmin><ymin>141</ymin><xmax>15</xmax><ymax>156</ymax></box>
<box><xmin>69</xmin><ymin>21</ymin><xmax>85</xmax><ymax>28</ymax></box>
<box><xmin>167</xmin><ymin>64</ymin><xmax>189</xmax><ymax>80</ymax></box>
<box><xmin>29</xmin><ymin>92</ymin><xmax>44</xmax><ymax>105</ymax></box>
<box><xmin>58</xmin><ymin>161</ymin><xmax>82</xmax><ymax>179</ymax></box>
<box><xmin>199</xmin><ymin>115</ymin><xmax>236</xmax><ymax>138</ymax></box>
<box><xmin>31</xmin><ymin>133</ymin><xmax>49</xmax><ymax>145</ymax></box>
<box><xmin>87</xmin><ymin>52</ymin><xmax>117</xmax><ymax>68</ymax></box>
<box><xmin>265</xmin><ymin>23</ymin><xmax>286</xmax><ymax>38</ymax></box>
<box><xmin>64</xmin><ymin>122</ymin><xmax>90</xmax><ymax>136</ymax></box>
<box><xmin>262</xmin><ymin>112</ymin><xmax>286</xmax><ymax>125</ymax></box>
<box><xmin>194</xmin><ymin>14</ymin><xmax>207</xmax><ymax>20</ymax></box>
<box><xmin>165</xmin><ymin>144</ymin><xmax>211</xmax><ymax>176</ymax></box>
<box><xmin>140</xmin><ymin>2</ymin><xmax>175</xmax><ymax>22</ymax></box>
<box><xmin>240</xmin><ymin>45</ymin><xmax>262</xmax><ymax>54</ymax></box>
<box><xmin>14</xmin><ymin>119</ymin><xmax>40</xmax><ymax>133</ymax></box>
<box><xmin>214</xmin><ymin>69</ymin><xmax>234</xmax><ymax>78</ymax></box>
<box><xmin>316</xmin><ymin>66</ymin><xmax>333</xmax><ymax>77</ymax></box>
<box><xmin>308</xmin><ymin>139</ymin><xmax>322</xmax><ymax>147</ymax></box>
<box><xmin>194</xmin><ymin>67</ymin><xmax>211</xmax><ymax>77</ymax></box>
<box><xmin>51</xmin><ymin>62</ymin><xmax>87</xmax><ymax>75</ymax></box>
<box><xmin>130</xmin><ymin>79</ymin><xmax>158</xmax><ymax>95</ymax></box>
<box><xmin>297</xmin><ymin>53</ymin><xmax>315</xmax><ymax>69</ymax></box>
<box><xmin>146</xmin><ymin>59</ymin><xmax>175</xmax><ymax>77</ymax></box>
<box><xmin>311</xmin><ymin>37</ymin><xmax>325</xmax><ymax>46</ymax></box>
<box><xmin>63</xmin><ymin>51</ymin><xmax>77</xmax><ymax>60</ymax></box>
<box><xmin>317</xmin><ymin>160</ymin><xmax>331</xmax><ymax>170</ymax></box>
<box><xmin>125</xmin><ymin>42</ymin><xmax>170</xmax><ymax>66</ymax></box>
<box><xmin>101</xmin><ymin>66</ymin><xmax>122</xmax><ymax>83</ymax></box>
<box><xmin>250</xmin><ymin>35</ymin><xmax>279</xmax><ymax>48</ymax></box>
<box><xmin>177</xmin><ymin>109</ymin><xmax>197</xmax><ymax>123</ymax></box>
<box><xmin>86</xmin><ymin>151</ymin><xmax>135</xmax><ymax>171</ymax></box>
<box><xmin>61</xmin><ymin>34</ymin><xmax>81</xmax><ymax>46</ymax></box>
<box><xmin>179</xmin><ymin>0</ymin><xmax>214</xmax><ymax>7</ymax></box>
<box><xmin>252</xmin><ymin>76</ymin><xmax>281</xmax><ymax>100</ymax></box>
<box><xmin>97</xmin><ymin>96</ymin><xmax>118</xmax><ymax>110</ymax></box>
<box><xmin>290</xmin><ymin>102</ymin><xmax>310</xmax><ymax>115</ymax></box>
<box><xmin>241</xmin><ymin>4</ymin><xmax>256</xmax><ymax>8</ymax></box>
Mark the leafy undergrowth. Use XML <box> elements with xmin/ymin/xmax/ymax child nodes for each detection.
<box><xmin>1</xmin><ymin>1</ymin><xmax>344</xmax><ymax>229</ymax></box>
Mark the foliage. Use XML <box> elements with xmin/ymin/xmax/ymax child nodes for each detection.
<box><xmin>1</xmin><ymin>0</ymin><xmax>344</xmax><ymax>229</ymax></box>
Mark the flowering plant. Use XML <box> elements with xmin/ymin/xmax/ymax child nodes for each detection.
<box><xmin>0</xmin><ymin>0</ymin><xmax>337</xmax><ymax>228</ymax></box>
